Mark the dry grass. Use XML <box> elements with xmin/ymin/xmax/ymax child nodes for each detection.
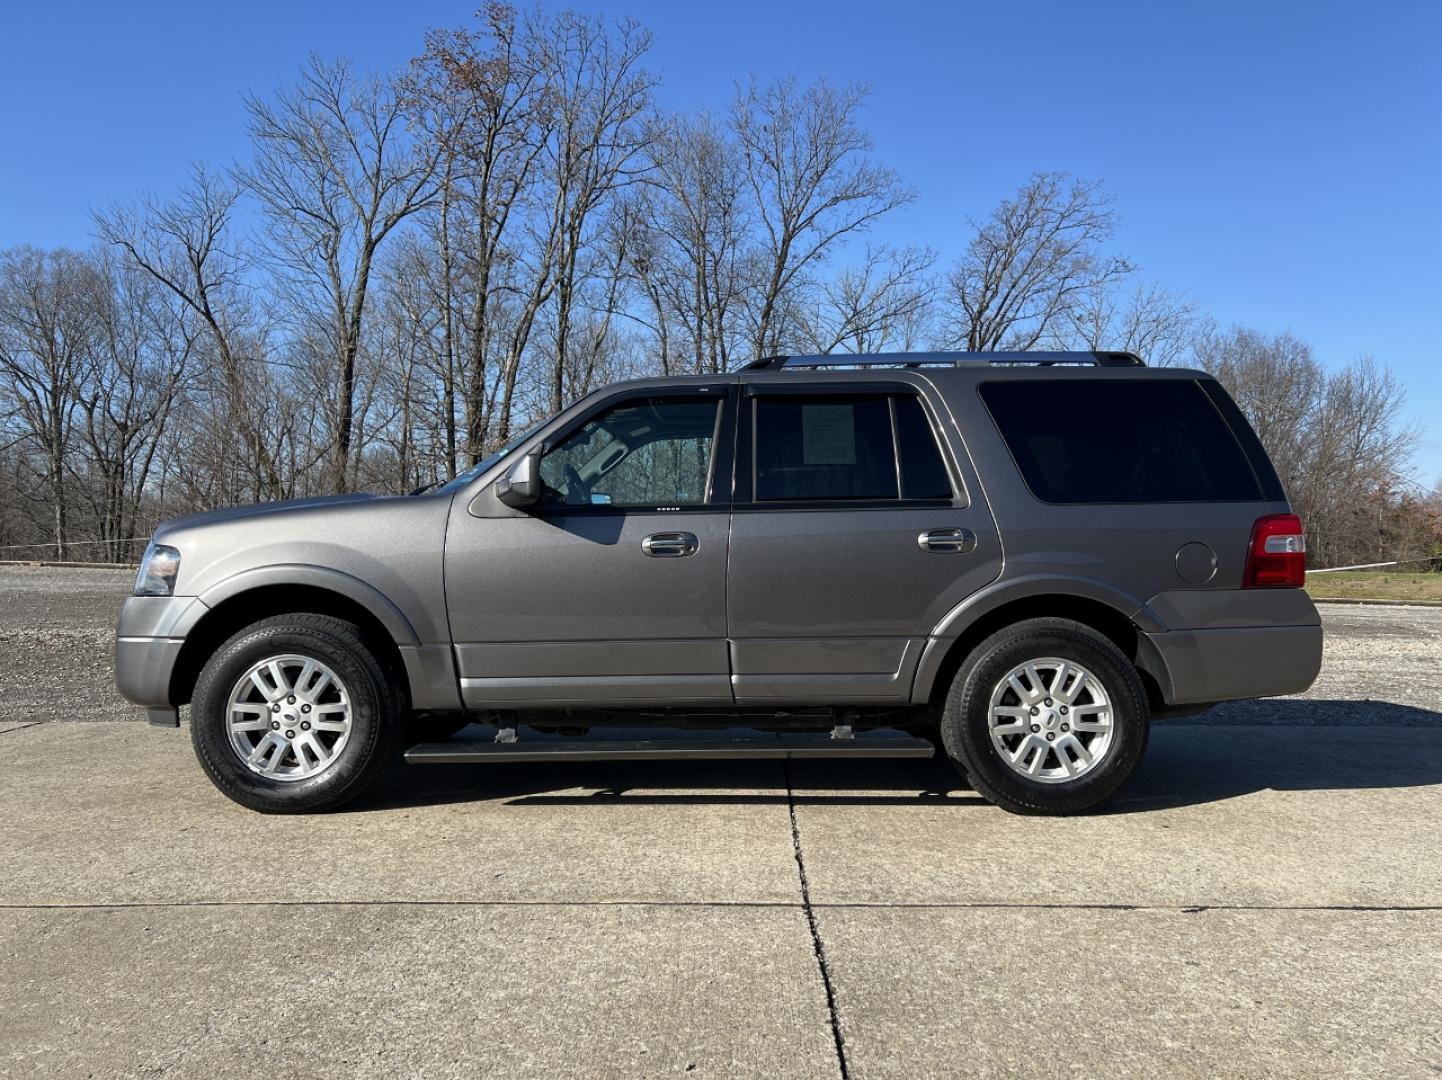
<box><xmin>1307</xmin><ymin>570</ymin><xmax>1442</xmax><ymax>603</ymax></box>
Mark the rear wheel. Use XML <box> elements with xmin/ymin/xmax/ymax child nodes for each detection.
<box><xmin>938</xmin><ymin>618</ymin><xmax>1149</xmax><ymax>815</ymax></box>
<box><xmin>190</xmin><ymin>614</ymin><xmax>406</xmax><ymax>813</ymax></box>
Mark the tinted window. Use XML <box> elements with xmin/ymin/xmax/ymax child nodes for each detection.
<box><xmin>540</xmin><ymin>397</ymin><xmax>719</xmax><ymax>507</ymax></box>
<box><xmin>895</xmin><ymin>395</ymin><xmax>953</xmax><ymax>500</ymax></box>
<box><xmin>755</xmin><ymin>396</ymin><xmax>897</xmax><ymax>501</ymax></box>
<box><xmin>979</xmin><ymin>379</ymin><xmax>1263</xmax><ymax>503</ymax></box>
<box><xmin>1198</xmin><ymin>380</ymin><xmax>1288</xmax><ymax>501</ymax></box>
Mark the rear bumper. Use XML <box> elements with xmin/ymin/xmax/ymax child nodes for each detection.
<box><xmin>1138</xmin><ymin>587</ymin><xmax>1323</xmax><ymax>705</ymax></box>
<box><xmin>1143</xmin><ymin>622</ymin><xmax>1323</xmax><ymax>704</ymax></box>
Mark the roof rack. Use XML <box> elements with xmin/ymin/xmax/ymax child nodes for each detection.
<box><xmin>742</xmin><ymin>350</ymin><xmax>1145</xmax><ymax>370</ymax></box>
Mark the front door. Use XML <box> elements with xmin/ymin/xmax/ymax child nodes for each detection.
<box><xmin>726</xmin><ymin>381</ymin><xmax>1002</xmax><ymax>704</ymax></box>
<box><xmin>444</xmin><ymin>384</ymin><xmax>735</xmax><ymax>709</ymax></box>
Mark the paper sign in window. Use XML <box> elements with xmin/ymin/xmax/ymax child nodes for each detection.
<box><xmin>802</xmin><ymin>404</ymin><xmax>856</xmax><ymax>465</ymax></box>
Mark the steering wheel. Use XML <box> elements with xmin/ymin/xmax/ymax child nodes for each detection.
<box><xmin>563</xmin><ymin>463</ymin><xmax>591</xmax><ymax>505</ymax></box>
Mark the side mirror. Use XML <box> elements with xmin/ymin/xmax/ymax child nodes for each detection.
<box><xmin>495</xmin><ymin>447</ymin><xmax>543</xmax><ymax>508</ymax></box>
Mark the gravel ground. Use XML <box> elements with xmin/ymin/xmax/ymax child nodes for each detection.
<box><xmin>0</xmin><ymin>565</ymin><xmax>132</xmax><ymax>630</ymax></box>
<box><xmin>1204</xmin><ymin>602</ymin><xmax>1442</xmax><ymax>724</ymax></box>
<box><xmin>2</xmin><ymin>563</ymin><xmax>1438</xmax><ymax>727</ymax></box>
<box><xmin>0</xmin><ymin>567</ymin><xmax>132</xmax><ymax>726</ymax></box>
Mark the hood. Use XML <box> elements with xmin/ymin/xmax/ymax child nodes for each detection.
<box><xmin>138</xmin><ymin>487</ymin><xmax>454</xmax><ymax>622</ymax></box>
<box><xmin>154</xmin><ymin>493</ymin><xmax>383</xmax><ymax>538</ymax></box>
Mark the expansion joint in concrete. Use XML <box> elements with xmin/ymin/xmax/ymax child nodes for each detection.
<box><xmin>783</xmin><ymin>759</ymin><xmax>851</xmax><ymax>1080</ymax></box>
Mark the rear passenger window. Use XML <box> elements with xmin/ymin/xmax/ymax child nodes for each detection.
<box><xmin>756</xmin><ymin>396</ymin><xmax>895</xmax><ymax>500</ymax></box>
<box><xmin>895</xmin><ymin>395</ymin><xmax>953</xmax><ymax>500</ymax></box>
<box><xmin>753</xmin><ymin>393</ymin><xmax>952</xmax><ymax>502</ymax></box>
<box><xmin>979</xmin><ymin>379</ymin><xmax>1263</xmax><ymax>503</ymax></box>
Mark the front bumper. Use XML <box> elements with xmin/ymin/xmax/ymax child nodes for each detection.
<box><xmin>115</xmin><ymin>635</ymin><xmax>185</xmax><ymax>708</ymax></box>
<box><xmin>114</xmin><ymin>594</ymin><xmax>207</xmax><ymax>713</ymax></box>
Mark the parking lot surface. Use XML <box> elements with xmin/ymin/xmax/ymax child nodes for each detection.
<box><xmin>2</xmin><ymin>565</ymin><xmax>1440</xmax><ymax>1077</ymax></box>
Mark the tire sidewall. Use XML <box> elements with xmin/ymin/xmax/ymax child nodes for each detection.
<box><xmin>191</xmin><ymin>619</ymin><xmax>392</xmax><ymax>812</ymax></box>
<box><xmin>942</xmin><ymin>622</ymin><xmax>1149</xmax><ymax>814</ymax></box>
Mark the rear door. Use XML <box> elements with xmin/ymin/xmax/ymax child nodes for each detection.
<box><xmin>726</xmin><ymin>378</ymin><xmax>1002</xmax><ymax>704</ymax></box>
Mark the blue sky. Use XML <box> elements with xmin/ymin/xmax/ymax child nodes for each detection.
<box><xmin>3</xmin><ymin>0</ymin><xmax>1440</xmax><ymax>482</ymax></box>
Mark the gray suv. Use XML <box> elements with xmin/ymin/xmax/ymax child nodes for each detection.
<box><xmin>115</xmin><ymin>351</ymin><xmax>1322</xmax><ymax>815</ymax></box>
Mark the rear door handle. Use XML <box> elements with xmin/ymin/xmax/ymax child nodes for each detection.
<box><xmin>642</xmin><ymin>531</ymin><xmax>699</xmax><ymax>557</ymax></box>
<box><xmin>918</xmin><ymin>528</ymin><xmax>977</xmax><ymax>554</ymax></box>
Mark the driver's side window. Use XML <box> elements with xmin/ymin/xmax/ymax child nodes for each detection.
<box><xmin>538</xmin><ymin>396</ymin><xmax>721</xmax><ymax>508</ymax></box>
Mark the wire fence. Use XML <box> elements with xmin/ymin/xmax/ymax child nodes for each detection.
<box><xmin>1308</xmin><ymin>555</ymin><xmax>1441</xmax><ymax>574</ymax></box>
<box><xmin>0</xmin><ymin>537</ymin><xmax>151</xmax><ymax>551</ymax></box>
<box><xmin>0</xmin><ymin>537</ymin><xmax>151</xmax><ymax>567</ymax></box>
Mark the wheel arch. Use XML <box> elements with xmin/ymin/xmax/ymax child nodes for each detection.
<box><xmin>913</xmin><ymin>584</ymin><xmax>1171</xmax><ymax>709</ymax></box>
<box><xmin>169</xmin><ymin>570</ymin><xmax>417</xmax><ymax>706</ymax></box>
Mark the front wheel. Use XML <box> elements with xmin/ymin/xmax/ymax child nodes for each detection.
<box><xmin>938</xmin><ymin>618</ymin><xmax>1149</xmax><ymax>815</ymax></box>
<box><xmin>190</xmin><ymin>614</ymin><xmax>406</xmax><ymax>813</ymax></box>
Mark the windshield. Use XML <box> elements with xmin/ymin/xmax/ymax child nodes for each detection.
<box><xmin>427</xmin><ymin>419</ymin><xmax>551</xmax><ymax>496</ymax></box>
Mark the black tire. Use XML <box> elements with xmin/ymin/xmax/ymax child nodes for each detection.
<box><xmin>190</xmin><ymin>614</ymin><xmax>407</xmax><ymax>813</ymax></box>
<box><xmin>409</xmin><ymin>713</ymin><xmax>474</xmax><ymax>741</ymax></box>
<box><xmin>938</xmin><ymin>618</ymin><xmax>1149</xmax><ymax>815</ymax></box>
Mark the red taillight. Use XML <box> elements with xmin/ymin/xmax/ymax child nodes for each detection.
<box><xmin>1244</xmin><ymin>513</ymin><xmax>1306</xmax><ymax>588</ymax></box>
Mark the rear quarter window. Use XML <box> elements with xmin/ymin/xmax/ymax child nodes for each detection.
<box><xmin>978</xmin><ymin>379</ymin><xmax>1265</xmax><ymax>504</ymax></box>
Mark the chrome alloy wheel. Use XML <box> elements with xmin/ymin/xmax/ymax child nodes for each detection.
<box><xmin>225</xmin><ymin>654</ymin><xmax>352</xmax><ymax>782</ymax></box>
<box><xmin>987</xmin><ymin>657</ymin><xmax>1115</xmax><ymax>784</ymax></box>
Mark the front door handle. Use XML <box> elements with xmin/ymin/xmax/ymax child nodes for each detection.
<box><xmin>643</xmin><ymin>531</ymin><xmax>699</xmax><ymax>557</ymax></box>
<box><xmin>918</xmin><ymin>528</ymin><xmax>977</xmax><ymax>554</ymax></box>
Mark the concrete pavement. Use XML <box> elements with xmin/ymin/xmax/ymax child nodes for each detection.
<box><xmin>818</xmin><ymin>906</ymin><xmax>1441</xmax><ymax>1080</ymax></box>
<box><xmin>4</xmin><ymin>716</ymin><xmax>1441</xmax><ymax>1078</ymax></box>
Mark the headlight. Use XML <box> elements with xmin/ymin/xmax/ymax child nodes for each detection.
<box><xmin>134</xmin><ymin>543</ymin><xmax>182</xmax><ymax>596</ymax></box>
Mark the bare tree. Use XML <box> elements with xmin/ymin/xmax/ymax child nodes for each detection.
<box><xmin>945</xmin><ymin>172</ymin><xmax>1132</xmax><ymax>351</ymax></box>
<box><xmin>1062</xmin><ymin>280</ymin><xmax>1198</xmax><ymax>366</ymax></box>
<box><xmin>552</xmin><ymin>208</ymin><xmax>636</xmax><ymax>403</ymax></box>
<box><xmin>1198</xmin><ymin>326</ymin><xmax>1420</xmax><ymax>566</ymax></box>
<box><xmin>243</xmin><ymin>55</ymin><xmax>441</xmax><ymax>489</ymax></box>
<box><xmin>538</xmin><ymin>11</ymin><xmax>655</xmax><ymax>412</ymax></box>
<box><xmin>408</xmin><ymin>5</ymin><xmax>552</xmax><ymax>458</ymax></box>
<box><xmin>798</xmin><ymin>244</ymin><xmax>936</xmax><ymax>354</ymax></box>
<box><xmin>368</xmin><ymin>235</ymin><xmax>448</xmax><ymax>490</ymax></box>
<box><xmin>0</xmin><ymin>247</ymin><xmax>98</xmax><ymax>557</ymax></box>
<box><xmin>73</xmin><ymin>253</ymin><xmax>195</xmax><ymax>560</ymax></box>
<box><xmin>1306</xmin><ymin>357</ymin><xmax>1420</xmax><ymax>563</ymax></box>
<box><xmin>1194</xmin><ymin>325</ymin><xmax>1321</xmax><ymax>490</ymax></box>
<box><xmin>733</xmin><ymin>77</ymin><xmax>913</xmax><ymax>360</ymax></box>
<box><xmin>628</xmin><ymin>110</ymin><xmax>753</xmax><ymax>374</ymax></box>
<box><xmin>95</xmin><ymin>166</ymin><xmax>282</xmax><ymax>501</ymax></box>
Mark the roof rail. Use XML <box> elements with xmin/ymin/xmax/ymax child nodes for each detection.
<box><xmin>742</xmin><ymin>351</ymin><xmax>1145</xmax><ymax>370</ymax></box>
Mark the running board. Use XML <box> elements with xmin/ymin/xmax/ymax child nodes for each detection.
<box><xmin>405</xmin><ymin>733</ymin><xmax>935</xmax><ymax>765</ymax></box>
